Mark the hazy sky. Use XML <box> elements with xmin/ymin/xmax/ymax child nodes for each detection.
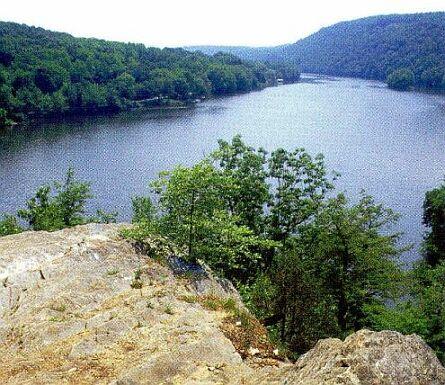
<box><xmin>2</xmin><ymin>0</ymin><xmax>444</xmax><ymax>47</ymax></box>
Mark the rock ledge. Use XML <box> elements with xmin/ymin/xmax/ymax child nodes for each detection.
<box><xmin>1</xmin><ymin>224</ymin><xmax>444</xmax><ymax>384</ymax></box>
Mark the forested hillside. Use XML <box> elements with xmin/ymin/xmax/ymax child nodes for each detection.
<box><xmin>0</xmin><ymin>22</ymin><xmax>282</xmax><ymax>127</ymax></box>
<box><xmin>190</xmin><ymin>12</ymin><xmax>445</xmax><ymax>91</ymax></box>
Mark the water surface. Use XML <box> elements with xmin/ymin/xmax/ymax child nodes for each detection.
<box><xmin>1</xmin><ymin>75</ymin><xmax>444</xmax><ymax>262</ymax></box>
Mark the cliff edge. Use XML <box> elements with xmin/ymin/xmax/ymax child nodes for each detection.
<box><xmin>1</xmin><ymin>224</ymin><xmax>444</xmax><ymax>384</ymax></box>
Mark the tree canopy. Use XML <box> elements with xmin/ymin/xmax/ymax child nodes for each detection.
<box><xmin>191</xmin><ymin>12</ymin><xmax>445</xmax><ymax>91</ymax></box>
<box><xmin>0</xmin><ymin>22</ymin><xmax>284</xmax><ymax>127</ymax></box>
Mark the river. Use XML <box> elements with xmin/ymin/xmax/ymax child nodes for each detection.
<box><xmin>1</xmin><ymin>75</ymin><xmax>444</xmax><ymax>262</ymax></box>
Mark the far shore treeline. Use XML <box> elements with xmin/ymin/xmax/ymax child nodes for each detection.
<box><xmin>189</xmin><ymin>12</ymin><xmax>445</xmax><ymax>92</ymax></box>
<box><xmin>1</xmin><ymin>136</ymin><xmax>444</xmax><ymax>363</ymax></box>
<box><xmin>0</xmin><ymin>22</ymin><xmax>300</xmax><ymax>128</ymax></box>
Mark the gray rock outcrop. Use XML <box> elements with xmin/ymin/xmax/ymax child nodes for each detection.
<box><xmin>0</xmin><ymin>224</ymin><xmax>444</xmax><ymax>384</ymax></box>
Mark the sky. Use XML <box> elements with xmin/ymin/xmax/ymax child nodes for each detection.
<box><xmin>1</xmin><ymin>0</ymin><xmax>444</xmax><ymax>48</ymax></box>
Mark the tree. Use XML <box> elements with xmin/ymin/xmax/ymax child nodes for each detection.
<box><xmin>423</xmin><ymin>182</ymin><xmax>445</xmax><ymax>266</ymax></box>
<box><xmin>132</xmin><ymin>196</ymin><xmax>156</xmax><ymax>224</ymax></box>
<box><xmin>306</xmin><ymin>194</ymin><xmax>403</xmax><ymax>333</ymax></box>
<box><xmin>34</xmin><ymin>65</ymin><xmax>66</xmax><ymax>94</ymax></box>
<box><xmin>212</xmin><ymin>135</ymin><xmax>269</xmax><ymax>234</ymax></box>
<box><xmin>18</xmin><ymin>168</ymin><xmax>92</xmax><ymax>231</ymax></box>
<box><xmin>386</xmin><ymin>68</ymin><xmax>415</xmax><ymax>91</ymax></box>
<box><xmin>267</xmin><ymin>148</ymin><xmax>334</xmax><ymax>245</ymax></box>
<box><xmin>112</xmin><ymin>72</ymin><xmax>136</xmax><ymax>99</ymax></box>
<box><xmin>0</xmin><ymin>21</ymin><xmax>273</xmax><ymax>123</ymax></box>
<box><xmin>368</xmin><ymin>261</ymin><xmax>445</xmax><ymax>363</ymax></box>
<box><xmin>268</xmin><ymin>246</ymin><xmax>338</xmax><ymax>351</ymax></box>
<box><xmin>207</xmin><ymin>65</ymin><xmax>237</xmax><ymax>94</ymax></box>
<box><xmin>53</xmin><ymin>168</ymin><xmax>92</xmax><ymax>227</ymax></box>
<box><xmin>0</xmin><ymin>108</ymin><xmax>12</xmax><ymax>128</ymax></box>
<box><xmin>151</xmin><ymin>161</ymin><xmax>276</xmax><ymax>282</ymax></box>
<box><xmin>0</xmin><ymin>214</ymin><xmax>23</xmax><ymax>236</ymax></box>
<box><xmin>152</xmin><ymin>161</ymin><xmax>233</xmax><ymax>260</ymax></box>
<box><xmin>253</xmin><ymin>193</ymin><xmax>404</xmax><ymax>353</ymax></box>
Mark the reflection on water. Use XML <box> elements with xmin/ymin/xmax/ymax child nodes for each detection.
<box><xmin>1</xmin><ymin>75</ymin><xmax>444</xmax><ymax>263</ymax></box>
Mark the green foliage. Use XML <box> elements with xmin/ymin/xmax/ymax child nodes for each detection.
<box><xmin>211</xmin><ymin>135</ymin><xmax>269</xmax><ymax>233</ymax></box>
<box><xmin>248</xmin><ymin>193</ymin><xmax>404</xmax><ymax>354</ymax></box>
<box><xmin>0</xmin><ymin>107</ymin><xmax>13</xmax><ymax>128</ymax></box>
<box><xmin>207</xmin><ymin>65</ymin><xmax>237</xmax><ymax>94</ymax></box>
<box><xmin>364</xmin><ymin>302</ymin><xmax>429</xmax><ymax>338</ymax></box>
<box><xmin>131</xmin><ymin>196</ymin><xmax>156</xmax><ymax>224</ymax></box>
<box><xmin>267</xmin><ymin>148</ymin><xmax>334</xmax><ymax>244</ymax></box>
<box><xmin>412</xmin><ymin>262</ymin><xmax>445</xmax><ymax>362</ymax></box>
<box><xmin>198</xmin><ymin>13</ymin><xmax>445</xmax><ymax>92</ymax></box>
<box><xmin>387</xmin><ymin>68</ymin><xmax>415</xmax><ymax>91</ymax></box>
<box><xmin>374</xmin><ymin>262</ymin><xmax>445</xmax><ymax>362</ymax></box>
<box><xmin>0</xmin><ymin>214</ymin><xmax>23</xmax><ymax>236</ymax></box>
<box><xmin>93</xmin><ymin>209</ymin><xmax>118</xmax><ymax>224</ymax></box>
<box><xmin>0</xmin><ymin>22</ymin><xmax>280</xmax><ymax>123</ymax></box>
<box><xmin>151</xmin><ymin>160</ymin><xmax>275</xmax><ymax>282</ymax></box>
<box><xmin>284</xmin><ymin>13</ymin><xmax>445</xmax><ymax>91</ymax></box>
<box><xmin>306</xmin><ymin>194</ymin><xmax>404</xmax><ymax>331</ymax></box>
<box><xmin>17</xmin><ymin>168</ymin><xmax>92</xmax><ymax>231</ymax></box>
<box><xmin>34</xmin><ymin>65</ymin><xmax>67</xmax><ymax>94</ymax></box>
<box><xmin>422</xmin><ymin>182</ymin><xmax>445</xmax><ymax>266</ymax></box>
<box><xmin>152</xmin><ymin>161</ymin><xmax>231</xmax><ymax>257</ymax></box>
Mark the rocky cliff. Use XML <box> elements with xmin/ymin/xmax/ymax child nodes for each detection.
<box><xmin>1</xmin><ymin>224</ymin><xmax>444</xmax><ymax>385</ymax></box>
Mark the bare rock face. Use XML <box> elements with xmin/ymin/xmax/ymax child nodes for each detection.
<box><xmin>1</xmin><ymin>224</ymin><xmax>444</xmax><ymax>385</ymax></box>
<box><xmin>258</xmin><ymin>329</ymin><xmax>445</xmax><ymax>385</ymax></box>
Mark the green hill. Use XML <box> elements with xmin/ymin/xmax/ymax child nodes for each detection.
<box><xmin>0</xmin><ymin>22</ymin><xmax>282</xmax><ymax>127</ymax></box>
<box><xmin>189</xmin><ymin>12</ymin><xmax>445</xmax><ymax>90</ymax></box>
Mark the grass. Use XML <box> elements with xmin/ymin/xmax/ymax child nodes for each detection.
<box><xmin>201</xmin><ymin>296</ymin><xmax>238</xmax><ymax>314</ymax></box>
<box><xmin>164</xmin><ymin>304</ymin><xmax>175</xmax><ymax>315</ymax></box>
<box><xmin>49</xmin><ymin>303</ymin><xmax>67</xmax><ymax>312</ymax></box>
<box><xmin>106</xmin><ymin>268</ymin><xmax>119</xmax><ymax>276</ymax></box>
<box><xmin>130</xmin><ymin>268</ymin><xmax>143</xmax><ymax>289</ymax></box>
<box><xmin>179</xmin><ymin>295</ymin><xmax>198</xmax><ymax>304</ymax></box>
<box><xmin>130</xmin><ymin>279</ymin><xmax>143</xmax><ymax>289</ymax></box>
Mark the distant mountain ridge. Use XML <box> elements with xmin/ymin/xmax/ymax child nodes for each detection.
<box><xmin>187</xmin><ymin>12</ymin><xmax>445</xmax><ymax>88</ymax></box>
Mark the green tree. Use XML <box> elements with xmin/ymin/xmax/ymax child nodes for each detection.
<box><xmin>268</xmin><ymin>246</ymin><xmax>338</xmax><ymax>352</ymax></box>
<box><xmin>207</xmin><ymin>65</ymin><xmax>237</xmax><ymax>94</ymax></box>
<box><xmin>253</xmin><ymin>193</ymin><xmax>404</xmax><ymax>353</ymax></box>
<box><xmin>386</xmin><ymin>68</ymin><xmax>415</xmax><ymax>91</ymax></box>
<box><xmin>131</xmin><ymin>196</ymin><xmax>156</xmax><ymax>224</ymax></box>
<box><xmin>151</xmin><ymin>161</ymin><xmax>233</xmax><ymax>260</ymax></box>
<box><xmin>0</xmin><ymin>214</ymin><xmax>23</xmax><ymax>236</ymax></box>
<box><xmin>151</xmin><ymin>161</ymin><xmax>276</xmax><ymax>282</ymax></box>
<box><xmin>267</xmin><ymin>148</ymin><xmax>334</xmax><ymax>245</ymax></box>
<box><xmin>18</xmin><ymin>168</ymin><xmax>92</xmax><ymax>231</ymax></box>
<box><xmin>306</xmin><ymin>194</ymin><xmax>403</xmax><ymax>333</ymax></box>
<box><xmin>369</xmin><ymin>261</ymin><xmax>445</xmax><ymax>363</ymax></box>
<box><xmin>0</xmin><ymin>108</ymin><xmax>12</xmax><ymax>128</ymax></box>
<box><xmin>422</xmin><ymin>182</ymin><xmax>445</xmax><ymax>266</ymax></box>
<box><xmin>34</xmin><ymin>65</ymin><xmax>67</xmax><ymax>94</ymax></box>
<box><xmin>53</xmin><ymin>168</ymin><xmax>92</xmax><ymax>227</ymax></box>
<box><xmin>212</xmin><ymin>135</ymin><xmax>269</xmax><ymax>234</ymax></box>
<box><xmin>112</xmin><ymin>72</ymin><xmax>136</xmax><ymax>99</ymax></box>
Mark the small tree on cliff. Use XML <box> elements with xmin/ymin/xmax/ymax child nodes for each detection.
<box><xmin>18</xmin><ymin>168</ymin><xmax>92</xmax><ymax>231</ymax></box>
<box><xmin>422</xmin><ymin>182</ymin><xmax>445</xmax><ymax>266</ymax></box>
<box><xmin>151</xmin><ymin>161</ymin><xmax>276</xmax><ymax>282</ymax></box>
